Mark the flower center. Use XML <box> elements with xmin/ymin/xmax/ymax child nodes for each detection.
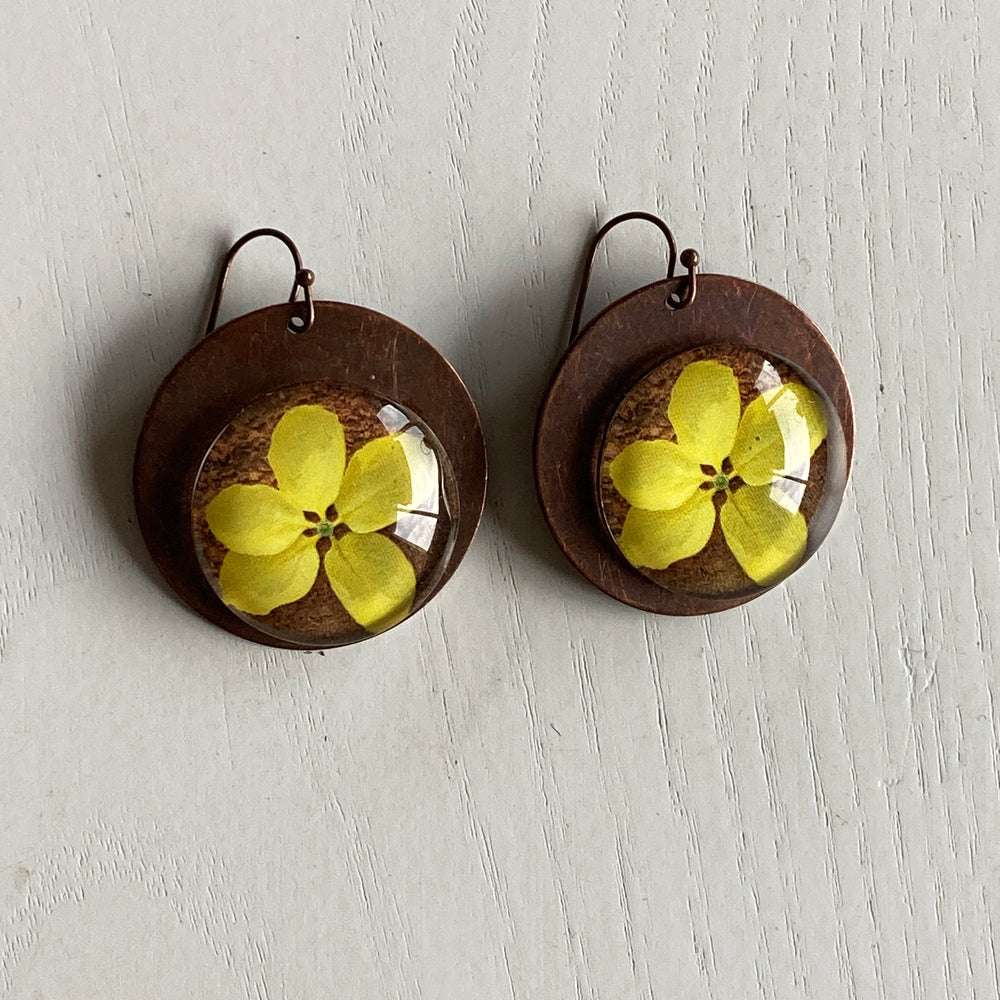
<box><xmin>304</xmin><ymin>504</ymin><xmax>345</xmax><ymax>540</ymax></box>
<box><xmin>699</xmin><ymin>458</ymin><xmax>741</xmax><ymax>495</ymax></box>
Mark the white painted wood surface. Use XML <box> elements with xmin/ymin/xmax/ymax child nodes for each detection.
<box><xmin>2</xmin><ymin>0</ymin><xmax>997</xmax><ymax>995</ymax></box>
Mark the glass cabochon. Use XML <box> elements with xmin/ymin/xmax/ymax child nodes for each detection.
<box><xmin>192</xmin><ymin>382</ymin><xmax>457</xmax><ymax>646</ymax></box>
<box><xmin>598</xmin><ymin>344</ymin><xmax>847</xmax><ymax>600</ymax></box>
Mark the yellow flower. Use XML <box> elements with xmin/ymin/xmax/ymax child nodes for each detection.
<box><xmin>205</xmin><ymin>405</ymin><xmax>417</xmax><ymax>632</ymax></box>
<box><xmin>608</xmin><ymin>359</ymin><xmax>828</xmax><ymax>586</ymax></box>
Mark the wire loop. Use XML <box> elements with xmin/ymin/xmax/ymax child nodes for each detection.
<box><xmin>569</xmin><ymin>211</ymin><xmax>698</xmax><ymax>344</ymax></box>
<box><xmin>205</xmin><ymin>228</ymin><xmax>315</xmax><ymax>337</ymax></box>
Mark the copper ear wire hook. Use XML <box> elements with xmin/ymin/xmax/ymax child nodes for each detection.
<box><xmin>205</xmin><ymin>228</ymin><xmax>316</xmax><ymax>337</ymax></box>
<box><xmin>568</xmin><ymin>211</ymin><xmax>698</xmax><ymax>345</ymax></box>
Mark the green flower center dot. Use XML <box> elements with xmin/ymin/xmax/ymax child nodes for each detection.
<box><xmin>316</xmin><ymin>520</ymin><xmax>335</xmax><ymax>537</ymax></box>
<box><xmin>713</xmin><ymin>473</ymin><xmax>730</xmax><ymax>492</ymax></box>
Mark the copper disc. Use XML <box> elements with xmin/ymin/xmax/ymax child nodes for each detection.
<box><xmin>135</xmin><ymin>300</ymin><xmax>487</xmax><ymax>648</ymax></box>
<box><xmin>534</xmin><ymin>274</ymin><xmax>854</xmax><ymax>616</ymax></box>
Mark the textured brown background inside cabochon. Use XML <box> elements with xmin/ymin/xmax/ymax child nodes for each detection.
<box><xmin>599</xmin><ymin>345</ymin><xmax>831</xmax><ymax>600</ymax></box>
<box><xmin>191</xmin><ymin>381</ymin><xmax>457</xmax><ymax>647</ymax></box>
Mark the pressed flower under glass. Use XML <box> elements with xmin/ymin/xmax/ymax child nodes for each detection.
<box><xmin>192</xmin><ymin>381</ymin><xmax>457</xmax><ymax>646</ymax></box>
<box><xmin>598</xmin><ymin>345</ymin><xmax>846</xmax><ymax>599</ymax></box>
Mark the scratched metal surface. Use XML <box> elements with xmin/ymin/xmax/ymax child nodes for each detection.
<box><xmin>1</xmin><ymin>1</ymin><xmax>997</xmax><ymax>996</ymax></box>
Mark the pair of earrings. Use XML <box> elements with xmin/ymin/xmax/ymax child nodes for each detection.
<box><xmin>134</xmin><ymin>216</ymin><xmax>853</xmax><ymax>649</ymax></box>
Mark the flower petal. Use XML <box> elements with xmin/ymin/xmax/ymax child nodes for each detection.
<box><xmin>206</xmin><ymin>484</ymin><xmax>309</xmax><ymax>555</ymax></box>
<box><xmin>617</xmin><ymin>489</ymin><xmax>717</xmax><ymax>570</ymax></box>
<box><xmin>336</xmin><ymin>436</ymin><xmax>412</xmax><ymax>534</ymax></box>
<box><xmin>395</xmin><ymin>427</ymin><xmax>441</xmax><ymax>513</ymax></box>
<box><xmin>609</xmin><ymin>439</ymin><xmax>705</xmax><ymax>511</ymax></box>
<box><xmin>729</xmin><ymin>382</ymin><xmax>828</xmax><ymax>486</ymax></box>
<box><xmin>719</xmin><ymin>484</ymin><xmax>808</xmax><ymax>585</ymax></box>
<box><xmin>324</xmin><ymin>532</ymin><xmax>416</xmax><ymax>632</ymax></box>
<box><xmin>267</xmin><ymin>405</ymin><xmax>347</xmax><ymax>514</ymax></box>
<box><xmin>667</xmin><ymin>359</ymin><xmax>741</xmax><ymax>469</ymax></box>
<box><xmin>218</xmin><ymin>534</ymin><xmax>320</xmax><ymax>615</ymax></box>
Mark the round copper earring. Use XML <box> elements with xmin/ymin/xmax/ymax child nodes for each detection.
<box><xmin>535</xmin><ymin>211</ymin><xmax>853</xmax><ymax>615</ymax></box>
<box><xmin>135</xmin><ymin>229</ymin><xmax>487</xmax><ymax>648</ymax></box>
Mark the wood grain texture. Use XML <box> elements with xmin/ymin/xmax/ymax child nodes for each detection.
<box><xmin>1</xmin><ymin>0</ymin><xmax>997</xmax><ymax>996</ymax></box>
